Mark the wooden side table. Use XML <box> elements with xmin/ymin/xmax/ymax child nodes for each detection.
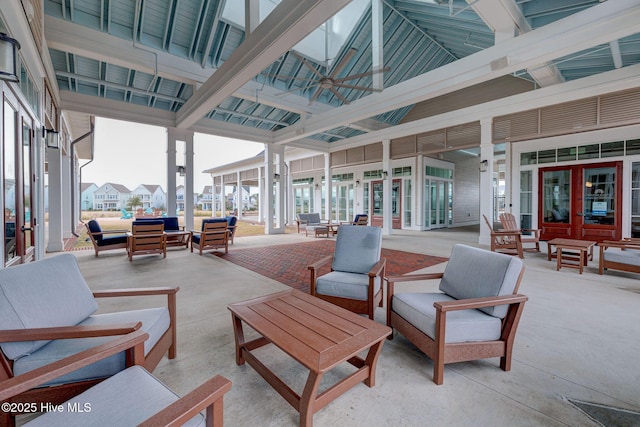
<box><xmin>547</xmin><ymin>238</ymin><xmax>596</xmax><ymax>274</ymax></box>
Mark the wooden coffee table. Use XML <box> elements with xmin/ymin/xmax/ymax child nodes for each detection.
<box><xmin>547</xmin><ymin>238</ymin><xmax>597</xmax><ymax>274</ymax></box>
<box><xmin>228</xmin><ymin>289</ymin><xmax>391</xmax><ymax>427</ymax></box>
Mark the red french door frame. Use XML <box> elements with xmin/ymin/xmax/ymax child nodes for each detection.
<box><xmin>538</xmin><ymin>161</ymin><xmax>622</xmax><ymax>242</ymax></box>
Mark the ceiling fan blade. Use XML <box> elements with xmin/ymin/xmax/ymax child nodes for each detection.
<box><xmin>291</xmin><ymin>51</ymin><xmax>325</xmax><ymax>79</ymax></box>
<box><xmin>332</xmin><ymin>67</ymin><xmax>391</xmax><ymax>83</ymax></box>
<box><xmin>274</xmin><ymin>82</ymin><xmax>322</xmax><ymax>97</ymax></box>
<box><xmin>329</xmin><ymin>48</ymin><xmax>357</xmax><ymax>79</ymax></box>
<box><xmin>308</xmin><ymin>87</ymin><xmax>324</xmax><ymax>105</ymax></box>
<box><xmin>261</xmin><ymin>74</ymin><xmax>320</xmax><ymax>83</ymax></box>
<box><xmin>333</xmin><ymin>83</ymin><xmax>383</xmax><ymax>92</ymax></box>
<box><xmin>329</xmin><ymin>87</ymin><xmax>350</xmax><ymax>105</ymax></box>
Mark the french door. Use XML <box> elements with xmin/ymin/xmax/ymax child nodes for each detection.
<box><xmin>370</xmin><ymin>179</ymin><xmax>401</xmax><ymax>228</ymax></box>
<box><xmin>539</xmin><ymin>162</ymin><xmax>622</xmax><ymax>242</ymax></box>
<box><xmin>425</xmin><ymin>179</ymin><xmax>452</xmax><ymax>229</ymax></box>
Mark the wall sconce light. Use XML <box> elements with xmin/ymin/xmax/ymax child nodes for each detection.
<box><xmin>479</xmin><ymin>159</ymin><xmax>488</xmax><ymax>172</ymax></box>
<box><xmin>355</xmin><ymin>179</ymin><xmax>361</xmax><ymax>187</ymax></box>
<box><xmin>315</xmin><ymin>183</ymin><xmax>319</xmax><ymax>189</ymax></box>
<box><xmin>274</xmin><ymin>173</ymin><xmax>280</xmax><ymax>181</ymax></box>
<box><xmin>176</xmin><ymin>165</ymin><xmax>186</xmax><ymax>177</ymax></box>
<box><xmin>382</xmin><ymin>171</ymin><xmax>388</xmax><ymax>178</ymax></box>
<box><xmin>0</xmin><ymin>33</ymin><xmax>21</xmax><ymax>83</ymax></box>
<box><xmin>43</xmin><ymin>127</ymin><xmax>59</xmax><ymax>149</ymax></box>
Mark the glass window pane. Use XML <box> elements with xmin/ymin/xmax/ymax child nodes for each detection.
<box><xmin>4</xmin><ymin>101</ymin><xmax>17</xmax><ymax>263</ymax></box>
<box><xmin>577</xmin><ymin>144</ymin><xmax>599</xmax><ymax>160</ymax></box>
<box><xmin>601</xmin><ymin>141</ymin><xmax>624</xmax><ymax>157</ymax></box>
<box><xmin>626</xmin><ymin>139</ymin><xmax>640</xmax><ymax>155</ymax></box>
<box><xmin>520</xmin><ymin>152</ymin><xmax>537</xmax><ymax>165</ymax></box>
<box><xmin>584</xmin><ymin>167</ymin><xmax>616</xmax><ymax>225</ymax></box>
<box><xmin>557</xmin><ymin>147</ymin><xmax>576</xmax><ymax>162</ymax></box>
<box><xmin>543</xmin><ymin>170</ymin><xmax>570</xmax><ymax>223</ymax></box>
<box><xmin>538</xmin><ymin>149</ymin><xmax>556</xmax><ymax>164</ymax></box>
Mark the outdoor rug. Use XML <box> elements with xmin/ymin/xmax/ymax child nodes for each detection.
<box><xmin>218</xmin><ymin>240</ymin><xmax>448</xmax><ymax>292</ymax></box>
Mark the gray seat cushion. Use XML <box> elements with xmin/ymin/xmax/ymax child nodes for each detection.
<box><xmin>24</xmin><ymin>366</ymin><xmax>204</xmax><ymax>427</ymax></box>
<box><xmin>316</xmin><ymin>271</ymin><xmax>382</xmax><ymax>301</ymax></box>
<box><xmin>604</xmin><ymin>248</ymin><xmax>640</xmax><ymax>266</ymax></box>
<box><xmin>13</xmin><ymin>308</ymin><xmax>170</xmax><ymax>386</ymax></box>
<box><xmin>0</xmin><ymin>254</ymin><xmax>98</xmax><ymax>360</ymax></box>
<box><xmin>392</xmin><ymin>292</ymin><xmax>502</xmax><ymax>343</ymax></box>
<box><xmin>439</xmin><ymin>244</ymin><xmax>523</xmax><ymax>318</ymax></box>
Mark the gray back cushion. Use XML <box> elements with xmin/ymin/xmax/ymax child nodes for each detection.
<box><xmin>439</xmin><ymin>244</ymin><xmax>523</xmax><ymax>318</ymax></box>
<box><xmin>307</xmin><ymin>213</ymin><xmax>321</xmax><ymax>224</ymax></box>
<box><xmin>297</xmin><ymin>213</ymin><xmax>309</xmax><ymax>222</ymax></box>
<box><xmin>0</xmin><ymin>254</ymin><xmax>98</xmax><ymax>360</ymax></box>
<box><xmin>332</xmin><ymin>226</ymin><xmax>382</xmax><ymax>274</ymax></box>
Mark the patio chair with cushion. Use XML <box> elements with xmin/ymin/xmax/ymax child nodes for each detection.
<box><xmin>341</xmin><ymin>214</ymin><xmax>368</xmax><ymax>226</ymax></box>
<box><xmin>128</xmin><ymin>220</ymin><xmax>167</xmax><ymax>262</ymax></box>
<box><xmin>483</xmin><ymin>214</ymin><xmax>524</xmax><ymax>258</ymax></box>
<box><xmin>296</xmin><ymin>213</ymin><xmax>309</xmax><ymax>233</ymax></box>
<box><xmin>226</xmin><ymin>215</ymin><xmax>238</xmax><ymax>244</ymax></box>
<box><xmin>499</xmin><ymin>212</ymin><xmax>540</xmax><ymax>252</ymax></box>
<box><xmin>386</xmin><ymin>244</ymin><xmax>528</xmax><ymax>385</ymax></box>
<box><xmin>598</xmin><ymin>238</ymin><xmax>640</xmax><ymax>275</ymax></box>
<box><xmin>191</xmin><ymin>218</ymin><xmax>229</xmax><ymax>255</ymax></box>
<box><xmin>0</xmin><ymin>254</ymin><xmax>179</xmax><ymax>425</ymax></box>
<box><xmin>85</xmin><ymin>219</ymin><xmax>129</xmax><ymax>257</ymax></box>
<box><xmin>0</xmin><ymin>330</ymin><xmax>231</xmax><ymax>427</ymax></box>
<box><xmin>308</xmin><ymin>225</ymin><xmax>386</xmax><ymax>319</ymax></box>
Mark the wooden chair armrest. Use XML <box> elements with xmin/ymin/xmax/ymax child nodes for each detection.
<box><xmin>189</xmin><ymin>229</ymin><xmax>201</xmax><ymax>235</ymax></box>
<box><xmin>93</xmin><ymin>286</ymin><xmax>179</xmax><ymax>298</ymax></box>
<box><xmin>131</xmin><ymin>233</ymin><xmax>166</xmax><ymax>239</ymax></box>
<box><xmin>385</xmin><ymin>272</ymin><xmax>445</xmax><ymax>298</ymax></box>
<box><xmin>0</xmin><ymin>322</ymin><xmax>142</xmax><ymax>342</ymax></box>
<box><xmin>138</xmin><ymin>375</ymin><xmax>232</xmax><ymax>427</ymax></box>
<box><xmin>0</xmin><ymin>330</ymin><xmax>149</xmax><ymax>401</ymax></box>
<box><xmin>308</xmin><ymin>255</ymin><xmax>332</xmax><ymax>271</ymax></box>
<box><xmin>599</xmin><ymin>241</ymin><xmax>640</xmax><ymax>250</ymax></box>
<box><xmin>368</xmin><ymin>258</ymin><xmax>386</xmax><ymax>277</ymax></box>
<box><xmin>522</xmin><ymin>228</ymin><xmax>540</xmax><ymax>236</ymax></box>
<box><xmin>434</xmin><ymin>294</ymin><xmax>528</xmax><ymax>312</ymax></box>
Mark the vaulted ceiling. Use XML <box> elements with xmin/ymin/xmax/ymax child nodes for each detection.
<box><xmin>43</xmin><ymin>0</ymin><xmax>640</xmax><ymax>151</ymax></box>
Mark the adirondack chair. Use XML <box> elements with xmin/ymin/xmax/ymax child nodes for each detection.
<box><xmin>483</xmin><ymin>214</ymin><xmax>524</xmax><ymax>258</ymax></box>
<box><xmin>499</xmin><ymin>212</ymin><xmax>540</xmax><ymax>253</ymax></box>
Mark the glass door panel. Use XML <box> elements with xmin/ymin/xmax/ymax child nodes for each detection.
<box><xmin>4</xmin><ymin>100</ymin><xmax>18</xmax><ymax>264</ymax></box>
<box><xmin>22</xmin><ymin>121</ymin><xmax>34</xmax><ymax>261</ymax></box>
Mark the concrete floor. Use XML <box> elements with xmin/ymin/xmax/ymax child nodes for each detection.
<box><xmin>70</xmin><ymin>227</ymin><xmax>640</xmax><ymax>427</ymax></box>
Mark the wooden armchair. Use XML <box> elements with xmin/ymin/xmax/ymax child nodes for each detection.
<box><xmin>308</xmin><ymin>225</ymin><xmax>386</xmax><ymax>319</ymax></box>
<box><xmin>340</xmin><ymin>214</ymin><xmax>368</xmax><ymax>225</ymax></box>
<box><xmin>0</xmin><ymin>254</ymin><xmax>179</xmax><ymax>425</ymax></box>
<box><xmin>599</xmin><ymin>239</ymin><xmax>640</xmax><ymax>275</ymax></box>
<box><xmin>483</xmin><ymin>214</ymin><xmax>524</xmax><ymax>258</ymax></box>
<box><xmin>128</xmin><ymin>219</ymin><xmax>167</xmax><ymax>261</ymax></box>
<box><xmin>499</xmin><ymin>212</ymin><xmax>540</xmax><ymax>252</ymax></box>
<box><xmin>386</xmin><ymin>244</ymin><xmax>528</xmax><ymax>385</ymax></box>
<box><xmin>191</xmin><ymin>219</ymin><xmax>229</xmax><ymax>255</ymax></box>
<box><xmin>85</xmin><ymin>220</ymin><xmax>129</xmax><ymax>257</ymax></box>
<box><xmin>0</xmin><ymin>330</ymin><xmax>232</xmax><ymax>427</ymax></box>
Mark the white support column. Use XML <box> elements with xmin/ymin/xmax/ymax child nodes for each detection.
<box><xmin>479</xmin><ymin>118</ymin><xmax>494</xmax><ymax>246</ymax></box>
<box><xmin>382</xmin><ymin>139</ymin><xmax>392</xmax><ymax>235</ymax></box>
<box><xmin>61</xmin><ymin>152</ymin><xmax>72</xmax><ymax>238</ymax></box>
<box><xmin>236</xmin><ymin>171</ymin><xmax>242</xmax><ymax>220</ymax></box>
<box><xmin>415</xmin><ymin>155</ymin><xmax>424</xmax><ymax>228</ymax></box>
<box><xmin>372</xmin><ymin>0</ymin><xmax>384</xmax><ymax>91</ymax></box>
<box><xmin>46</xmin><ymin>147</ymin><xmax>64</xmax><ymax>252</ymax></box>
<box><xmin>257</xmin><ymin>165</ymin><xmax>264</xmax><ymax>222</ymax></box>
<box><xmin>34</xmin><ymin>131</ymin><xmax>45</xmax><ymax>259</ymax></box>
<box><xmin>184</xmin><ymin>131</ymin><xmax>194</xmax><ymax>231</ymax></box>
<box><xmin>220</xmin><ymin>175</ymin><xmax>226</xmax><ymax>217</ymax></box>
<box><xmin>167</xmin><ymin>129</ymin><xmax>177</xmax><ymax>216</ymax></box>
<box><xmin>264</xmin><ymin>145</ymin><xmax>275</xmax><ymax>233</ymax></box>
<box><xmin>286</xmin><ymin>161</ymin><xmax>292</xmax><ymax>224</ymax></box>
<box><xmin>324</xmin><ymin>153</ymin><xmax>331</xmax><ymax>222</ymax></box>
<box><xmin>275</xmin><ymin>145</ymin><xmax>285</xmax><ymax>231</ymax></box>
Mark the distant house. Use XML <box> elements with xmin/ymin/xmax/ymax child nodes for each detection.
<box><xmin>198</xmin><ymin>185</ymin><xmax>213</xmax><ymax>211</ymax></box>
<box><xmin>93</xmin><ymin>182</ymin><xmax>131</xmax><ymax>211</ymax></box>
<box><xmin>176</xmin><ymin>185</ymin><xmax>198</xmax><ymax>212</ymax></box>
<box><xmin>132</xmin><ymin>184</ymin><xmax>166</xmax><ymax>209</ymax></box>
<box><xmin>80</xmin><ymin>182</ymin><xmax>98</xmax><ymax>210</ymax></box>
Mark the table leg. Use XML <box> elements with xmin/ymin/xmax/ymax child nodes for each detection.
<box><xmin>231</xmin><ymin>314</ymin><xmax>246</xmax><ymax>365</ymax></box>
<box><xmin>547</xmin><ymin>242</ymin><xmax>552</xmax><ymax>261</ymax></box>
<box><xmin>556</xmin><ymin>247</ymin><xmax>562</xmax><ymax>271</ymax></box>
<box><xmin>363</xmin><ymin>340</ymin><xmax>385</xmax><ymax>387</ymax></box>
<box><xmin>579</xmin><ymin>250</ymin><xmax>584</xmax><ymax>274</ymax></box>
<box><xmin>299</xmin><ymin>371</ymin><xmax>323</xmax><ymax>427</ymax></box>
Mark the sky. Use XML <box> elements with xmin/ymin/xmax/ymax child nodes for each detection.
<box><xmin>81</xmin><ymin>117</ymin><xmax>264</xmax><ymax>193</ymax></box>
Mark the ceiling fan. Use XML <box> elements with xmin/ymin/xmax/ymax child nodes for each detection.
<box><xmin>267</xmin><ymin>48</ymin><xmax>390</xmax><ymax>105</ymax></box>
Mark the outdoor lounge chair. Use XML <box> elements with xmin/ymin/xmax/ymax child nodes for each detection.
<box><xmin>85</xmin><ymin>219</ymin><xmax>129</xmax><ymax>257</ymax></box>
<box><xmin>128</xmin><ymin>220</ymin><xmax>167</xmax><ymax>261</ymax></box>
<box><xmin>341</xmin><ymin>214</ymin><xmax>368</xmax><ymax>225</ymax></box>
<box><xmin>598</xmin><ymin>238</ymin><xmax>640</xmax><ymax>275</ymax></box>
<box><xmin>0</xmin><ymin>330</ymin><xmax>231</xmax><ymax>427</ymax></box>
<box><xmin>386</xmin><ymin>244</ymin><xmax>528</xmax><ymax>385</ymax></box>
<box><xmin>0</xmin><ymin>254</ymin><xmax>179</xmax><ymax>425</ymax></box>
<box><xmin>120</xmin><ymin>208</ymin><xmax>133</xmax><ymax>219</ymax></box>
<box><xmin>308</xmin><ymin>225</ymin><xmax>386</xmax><ymax>319</ymax></box>
<box><xmin>499</xmin><ymin>212</ymin><xmax>540</xmax><ymax>252</ymax></box>
<box><xmin>483</xmin><ymin>214</ymin><xmax>524</xmax><ymax>258</ymax></box>
<box><xmin>191</xmin><ymin>219</ymin><xmax>229</xmax><ymax>255</ymax></box>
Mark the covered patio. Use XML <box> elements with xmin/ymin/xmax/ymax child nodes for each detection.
<box><xmin>62</xmin><ymin>229</ymin><xmax>640</xmax><ymax>426</ymax></box>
